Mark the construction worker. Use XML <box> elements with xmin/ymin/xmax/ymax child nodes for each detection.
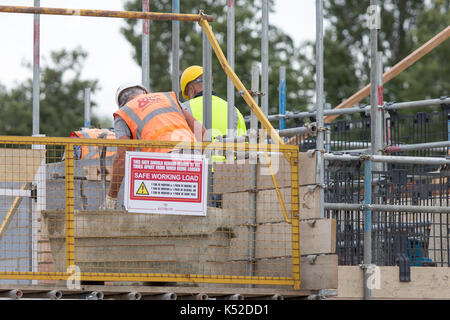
<box><xmin>180</xmin><ymin>66</ymin><xmax>248</xmax><ymax>207</ymax></box>
<box><xmin>103</xmin><ymin>82</ymin><xmax>206</xmax><ymax>210</ymax></box>
<box><xmin>180</xmin><ymin>65</ymin><xmax>247</xmax><ymax>144</ymax></box>
<box><xmin>70</xmin><ymin>127</ymin><xmax>116</xmax><ymax>160</ymax></box>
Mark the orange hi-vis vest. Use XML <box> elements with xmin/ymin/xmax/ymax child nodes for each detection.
<box><xmin>70</xmin><ymin>128</ymin><xmax>117</xmax><ymax>160</ymax></box>
<box><xmin>114</xmin><ymin>92</ymin><xmax>196</xmax><ymax>153</ymax></box>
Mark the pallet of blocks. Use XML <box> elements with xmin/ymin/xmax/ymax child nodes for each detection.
<box><xmin>214</xmin><ymin>152</ymin><xmax>338</xmax><ymax>290</ymax></box>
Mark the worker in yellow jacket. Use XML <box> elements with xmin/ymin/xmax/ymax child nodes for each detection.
<box><xmin>180</xmin><ymin>66</ymin><xmax>248</xmax><ymax>207</ymax></box>
<box><xmin>180</xmin><ymin>66</ymin><xmax>247</xmax><ymax>145</ymax></box>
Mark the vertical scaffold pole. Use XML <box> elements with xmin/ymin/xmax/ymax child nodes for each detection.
<box><xmin>365</xmin><ymin>0</ymin><xmax>380</xmax><ymax>300</ymax></box>
<box><xmin>227</xmin><ymin>0</ymin><xmax>236</xmax><ymax>137</ymax></box>
<box><xmin>84</xmin><ymin>88</ymin><xmax>91</xmax><ymax>128</ymax></box>
<box><xmin>261</xmin><ymin>0</ymin><xmax>269</xmax><ymax>142</ymax></box>
<box><xmin>32</xmin><ymin>0</ymin><xmax>40</xmax><ymax>136</ymax></box>
<box><xmin>247</xmin><ymin>63</ymin><xmax>260</xmax><ymax>285</ymax></box>
<box><xmin>377</xmin><ymin>51</ymin><xmax>385</xmax><ymax>169</ymax></box>
<box><xmin>315</xmin><ymin>0</ymin><xmax>325</xmax><ymax>219</ymax></box>
<box><xmin>202</xmin><ymin>29</ymin><xmax>213</xmax><ymax>140</ymax></box>
<box><xmin>142</xmin><ymin>0</ymin><xmax>150</xmax><ymax>91</ymax></box>
<box><xmin>363</xmin><ymin>158</ymin><xmax>373</xmax><ymax>300</ymax></box>
<box><xmin>279</xmin><ymin>66</ymin><xmax>286</xmax><ymax>130</ymax></box>
<box><xmin>172</xmin><ymin>0</ymin><xmax>180</xmax><ymax>97</ymax></box>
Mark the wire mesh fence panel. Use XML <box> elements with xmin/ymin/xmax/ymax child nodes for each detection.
<box><xmin>0</xmin><ymin>137</ymin><xmax>300</xmax><ymax>288</ymax></box>
<box><xmin>325</xmin><ymin>162</ymin><xmax>450</xmax><ymax>267</ymax></box>
<box><xmin>0</xmin><ymin>142</ymin><xmax>64</xmax><ymax>284</ymax></box>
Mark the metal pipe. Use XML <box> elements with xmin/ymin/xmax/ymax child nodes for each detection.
<box><xmin>106</xmin><ymin>292</ymin><xmax>142</xmax><ymax>300</ymax></box>
<box><xmin>363</xmin><ymin>158</ymin><xmax>373</xmax><ymax>300</ymax></box>
<box><xmin>385</xmin><ymin>140</ymin><xmax>450</xmax><ymax>153</ymax></box>
<box><xmin>171</xmin><ymin>0</ymin><xmax>180</xmax><ymax>97</ymax></box>
<box><xmin>84</xmin><ymin>88</ymin><xmax>91</xmax><ymax>128</ymax></box>
<box><xmin>250</xmin><ymin>63</ymin><xmax>260</xmax><ymax>142</ymax></box>
<box><xmin>316</xmin><ymin>0</ymin><xmax>325</xmax><ymax>219</ymax></box>
<box><xmin>23</xmin><ymin>290</ymin><xmax>62</xmax><ymax>300</ymax></box>
<box><xmin>247</xmin><ymin>63</ymin><xmax>259</xmax><ymax>285</ymax></box>
<box><xmin>246</xmin><ymin>295</ymin><xmax>284</xmax><ymax>300</ymax></box>
<box><xmin>63</xmin><ymin>291</ymin><xmax>104</xmax><ymax>300</ymax></box>
<box><xmin>323</xmin><ymin>153</ymin><xmax>450</xmax><ymax>165</ymax></box>
<box><xmin>244</xmin><ymin>97</ymin><xmax>450</xmax><ymax>123</ymax></box>
<box><xmin>221</xmin><ymin>294</ymin><xmax>244</xmax><ymax>300</ymax></box>
<box><xmin>0</xmin><ymin>289</ymin><xmax>23</xmax><ymax>299</ymax></box>
<box><xmin>141</xmin><ymin>292</ymin><xmax>177</xmax><ymax>300</ymax></box>
<box><xmin>32</xmin><ymin>0</ymin><xmax>40</xmax><ymax>136</ymax></box>
<box><xmin>0</xmin><ymin>5</ymin><xmax>214</xmax><ymax>22</ymax></box>
<box><xmin>261</xmin><ymin>0</ymin><xmax>269</xmax><ymax>143</ymax></box>
<box><xmin>202</xmin><ymin>29</ymin><xmax>213</xmax><ymax>141</ymax></box>
<box><xmin>278</xmin><ymin>123</ymin><xmax>317</xmax><ymax>137</ymax></box>
<box><xmin>179</xmin><ymin>293</ymin><xmax>208</xmax><ymax>300</ymax></box>
<box><xmin>227</xmin><ymin>0</ymin><xmax>236</xmax><ymax>136</ymax></box>
<box><xmin>372</xmin><ymin>51</ymin><xmax>384</xmax><ymax>170</ymax></box>
<box><xmin>279</xmin><ymin>66</ymin><xmax>287</xmax><ymax>130</ymax></box>
<box><xmin>142</xmin><ymin>0</ymin><xmax>150</xmax><ymax>91</ymax></box>
<box><xmin>325</xmin><ymin>202</ymin><xmax>450</xmax><ymax>214</ymax></box>
<box><xmin>261</xmin><ymin>0</ymin><xmax>269</xmax><ymax>123</ymax></box>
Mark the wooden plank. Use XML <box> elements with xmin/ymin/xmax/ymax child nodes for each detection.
<box><xmin>300</xmin><ymin>255</ymin><xmax>338</xmax><ymax>290</ymax></box>
<box><xmin>299</xmin><ymin>186</ymin><xmax>320</xmax><ymax>220</ymax></box>
<box><xmin>257</xmin><ymin>188</ymin><xmax>291</xmax><ymax>224</ymax></box>
<box><xmin>324</xmin><ymin>26</ymin><xmax>450</xmax><ymax>123</ymax></box>
<box><xmin>254</xmin><ymin>219</ymin><xmax>336</xmax><ymax>258</ymax></box>
<box><xmin>0</xmin><ymin>148</ymin><xmax>45</xmax><ymax>182</ymax></box>
<box><xmin>299</xmin><ymin>152</ymin><xmax>317</xmax><ymax>186</ymax></box>
<box><xmin>255</xmin><ymin>255</ymin><xmax>338</xmax><ymax>290</ymax></box>
<box><xmin>300</xmin><ymin>219</ymin><xmax>336</xmax><ymax>256</ymax></box>
<box><xmin>337</xmin><ymin>266</ymin><xmax>450</xmax><ymax>299</ymax></box>
<box><xmin>83</xmin><ymin>165</ymin><xmax>112</xmax><ymax>181</ymax></box>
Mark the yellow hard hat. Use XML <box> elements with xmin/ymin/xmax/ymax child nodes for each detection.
<box><xmin>180</xmin><ymin>65</ymin><xmax>203</xmax><ymax>99</ymax></box>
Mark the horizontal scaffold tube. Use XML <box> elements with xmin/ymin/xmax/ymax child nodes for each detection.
<box><xmin>244</xmin><ymin>97</ymin><xmax>450</xmax><ymax>123</ymax></box>
<box><xmin>324</xmin><ymin>203</ymin><xmax>450</xmax><ymax>214</ymax></box>
<box><xmin>323</xmin><ymin>153</ymin><xmax>450</xmax><ymax>165</ymax></box>
<box><xmin>385</xmin><ymin>140</ymin><xmax>450</xmax><ymax>153</ymax></box>
<box><xmin>0</xmin><ymin>5</ymin><xmax>213</xmax><ymax>22</ymax></box>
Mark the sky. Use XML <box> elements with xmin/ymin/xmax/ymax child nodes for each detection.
<box><xmin>0</xmin><ymin>0</ymin><xmax>317</xmax><ymax>124</ymax></box>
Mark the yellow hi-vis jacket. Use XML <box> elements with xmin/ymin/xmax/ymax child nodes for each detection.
<box><xmin>182</xmin><ymin>94</ymin><xmax>247</xmax><ymax>162</ymax></box>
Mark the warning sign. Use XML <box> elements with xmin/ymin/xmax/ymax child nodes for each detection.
<box><xmin>124</xmin><ymin>152</ymin><xmax>208</xmax><ymax>216</ymax></box>
<box><xmin>136</xmin><ymin>182</ymin><xmax>149</xmax><ymax>196</ymax></box>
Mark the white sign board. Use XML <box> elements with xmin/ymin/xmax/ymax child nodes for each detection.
<box><xmin>124</xmin><ymin>152</ymin><xmax>208</xmax><ymax>216</ymax></box>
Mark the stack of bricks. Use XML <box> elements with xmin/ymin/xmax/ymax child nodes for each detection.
<box><xmin>213</xmin><ymin>152</ymin><xmax>338</xmax><ymax>290</ymax></box>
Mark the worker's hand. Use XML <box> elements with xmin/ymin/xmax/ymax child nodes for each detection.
<box><xmin>101</xmin><ymin>195</ymin><xmax>119</xmax><ymax>210</ymax></box>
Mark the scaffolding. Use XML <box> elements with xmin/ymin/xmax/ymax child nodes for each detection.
<box><xmin>0</xmin><ymin>1</ymin><xmax>448</xmax><ymax>301</ymax></box>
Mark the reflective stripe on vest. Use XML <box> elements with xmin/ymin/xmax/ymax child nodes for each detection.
<box><xmin>70</xmin><ymin>129</ymin><xmax>117</xmax><ymax>160</ymax></box>
<box><xmin>182</xmin><ymin>95</ymin><xmax>247</xmax><ymax>163</ymax></box>
<box><xmin>114</xmin><ymin>92</ymin><xmax>195</xmax><ymax>153</ymax></box>
<box><xmin>182</xmin><ymin>95</ymin><xmax>247</xmax><ymax>139</ymax></box>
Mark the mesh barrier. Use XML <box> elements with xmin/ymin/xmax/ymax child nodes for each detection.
<box><xmin>0</xmin><ymin>137</ymin><xmax>300</xmax><ymax>288</ymax></box>
<box><xmin>326</xmin><ymin>161</ymin><xmax>450</xmax><ymax>267</ymax></box>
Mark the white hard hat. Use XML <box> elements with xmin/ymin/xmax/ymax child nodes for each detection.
<box><xmin>115</xmin><ymin>82</ymin><xmax>148</xmax><ymax>107</ymax></box>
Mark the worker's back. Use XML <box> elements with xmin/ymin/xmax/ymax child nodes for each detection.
<box><xmin>114</xmin><ymin>91</ymin><xmax>196</xmax><ymax>153</ymax></box>
<box><xmin>70</xmin><ymin>128</ymin><xmax>116</xmax><ymax>160</ymax></box>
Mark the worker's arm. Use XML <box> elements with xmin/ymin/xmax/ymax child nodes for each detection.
<box><xmin>183</xmin><ymin>109</ymin><xmax>206</xmax><ymax>142</ymax></box>
<box><xmin>108</xmin><ymin>135</ymin><xmax>131</xmax><ymax>199</ymax></box>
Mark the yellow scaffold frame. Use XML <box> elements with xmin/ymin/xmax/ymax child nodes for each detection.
<box><xmin>0</xmin><ymin>136</ymin><xmax>300</xmax><ymax>289</ymax></box>
<box><xmin>0</xmin><ymin>5</ymin><xmax>300</xmax><ymax>289</ymax></box>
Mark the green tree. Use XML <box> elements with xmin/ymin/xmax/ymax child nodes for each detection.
<box><xmin>322</xmin><ymin>0</ymin><xmax>449</xmax><ymax>109</ymax></box>
<box><xmin>0</xmin><ymin>48</ymin><xmax>102</xmax><ymax>137</ymax></box>
<box><xmin>121</xmin><ymin>0</ymin><xmax>311</xmax><ymax>119</ymax></box>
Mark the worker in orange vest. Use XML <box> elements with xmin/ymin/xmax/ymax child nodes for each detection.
<box><xmin>70</xmin><ymin>128</ymin><xmax>116</xmax><ymax>160</ymax></box>
<box><xmin>103</xmin><ymin>82</ymin><xmax>206</xmax><ymax>210</ymax></box>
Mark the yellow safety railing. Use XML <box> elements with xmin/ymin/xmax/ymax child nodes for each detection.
<box><xmin>0</xmin><ymin>136</ymin><xmax>300</xmax><ymax>289</ymax></box>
